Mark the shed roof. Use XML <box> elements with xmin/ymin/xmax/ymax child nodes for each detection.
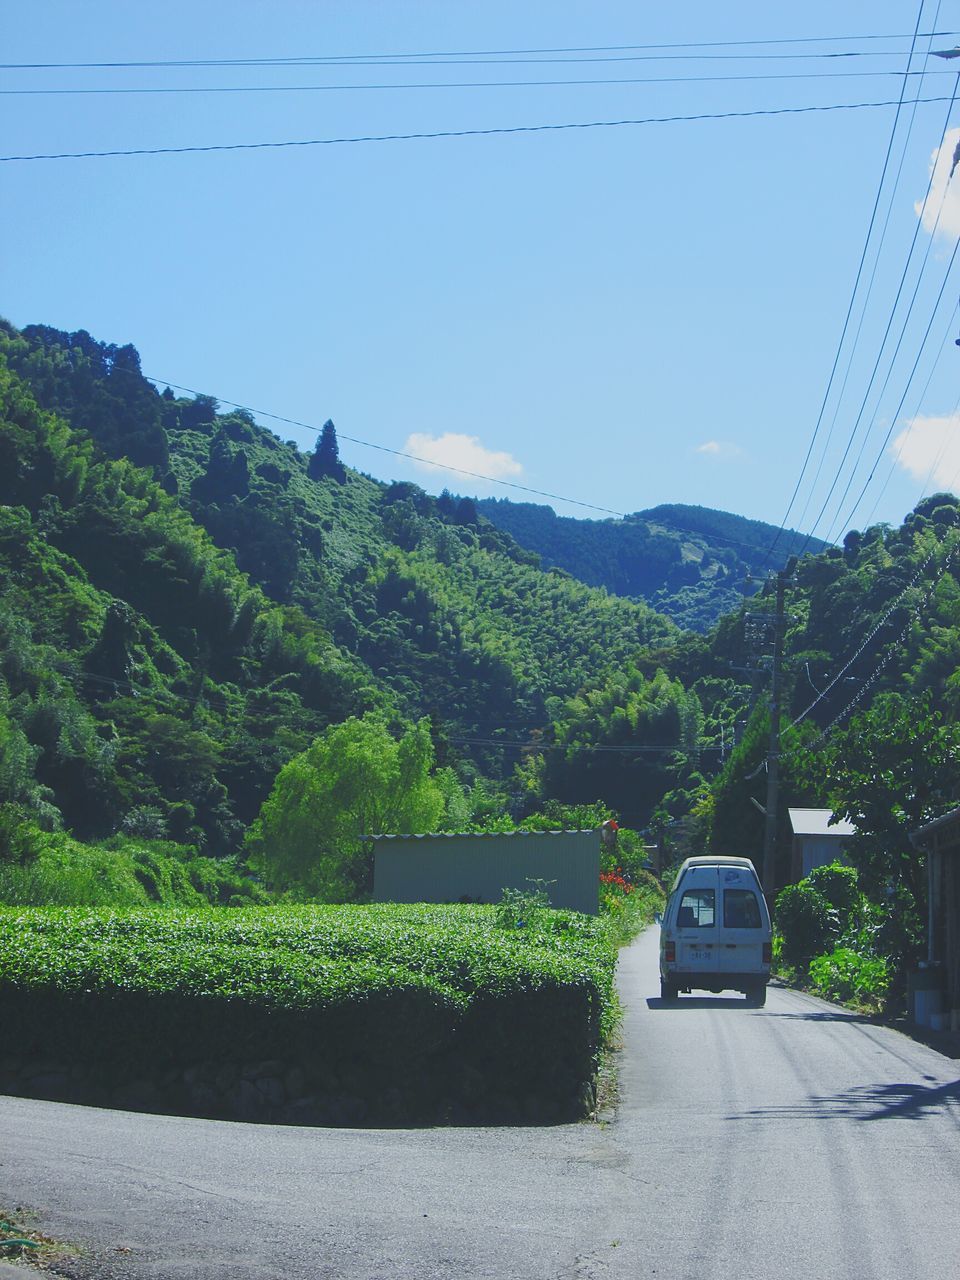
<box><xmin>787</xmin><ymin>808</ymin><xmax>856</xmax><ymax>838</ymax></box>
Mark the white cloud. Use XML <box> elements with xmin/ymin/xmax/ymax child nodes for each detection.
<box><xmin>916</xmin><ymin>127</ymin><xmax>960</xmax><ymax>237</ymax></box>
<box><xmin>893</xmin><ymin>413</ymin><xmax>960</xmax><ymax>490</ymax></box>
<box><xmin>695</xmin><ymin>440</ymin><xmax>743</xmax><ymax>459</ymax></box>
<box><xmin>403</xmin><ymin>431</ymin><xmax>523</xmax><ymax>482</ymax></box>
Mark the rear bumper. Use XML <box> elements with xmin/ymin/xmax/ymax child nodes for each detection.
<box><xmin>663</xmin><ymin>969</ymin><xmax>769</xmax><ymax>990</ymax></box>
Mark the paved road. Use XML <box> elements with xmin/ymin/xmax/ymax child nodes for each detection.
<box><xmin>2</xmin><ymin>928</ymin><xmax>959</xmax><ymax>1279</ymax></box>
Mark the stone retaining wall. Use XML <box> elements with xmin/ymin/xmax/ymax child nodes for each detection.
<box><xmin>0</xmin><ymin>1053</ymin><xmax>596</xmax><ymax>1126</ymax></box>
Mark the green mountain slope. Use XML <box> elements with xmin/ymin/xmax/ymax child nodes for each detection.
<box><xmin>476</xmin><ymin>498</ymin><xmax>825</xmax><ymax>631</ymax></box>
<box><xmin>11</xmin><ymin>317</ymin><xmax>949</xmax><ymax>864</ymax></box>
<box><xmin>0</xmin><ymin>321</ymin><xmax>693</xmax><ymax>841</ymax></box>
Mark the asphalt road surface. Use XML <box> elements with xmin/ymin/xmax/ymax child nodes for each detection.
<box><xmin>2</xmin><ymin>927</ymin><xmax>959</xmax><ymax>1279</ymax></box>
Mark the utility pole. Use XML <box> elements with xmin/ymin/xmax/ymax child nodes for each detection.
<box><xmin>761</xmin><ymin>568</ymin><xmax>788</xmax><ymax>899</ymax></box>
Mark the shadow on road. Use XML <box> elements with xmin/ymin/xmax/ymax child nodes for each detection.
<box><xmin>727</xmin><ymin>1078</ymin><xmax>960</xmax><ymax>1123</ymax></box>
<box><xmin>645</xmin><ymin>996</ymin><xmax>755</xmax><ymax>1011</ymax></box>
<box><xmin>764</xmin><ymin>1010</ymin><xmax>876</xmax><ymax>1025</ymax></box>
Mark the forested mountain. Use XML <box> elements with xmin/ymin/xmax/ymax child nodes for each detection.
<box><xmin>476</xmin><ymin>498</ymin><xmax>825</xmax><ymax>631</ymax></box>
<box><xmin>4</xmin><ymin>316</ymin><xmax>959</xmax><ymax>900</ymax></box>
<box><xmin>0</xmin><ymin>320</ymin><xmax>700</xmax><ymax>848</ymax></box>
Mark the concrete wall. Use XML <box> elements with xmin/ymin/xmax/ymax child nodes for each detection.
<box><xmin>372</xmin><ymin>830</ymin><xmax>600</xmax><ymax>915</ymax></box>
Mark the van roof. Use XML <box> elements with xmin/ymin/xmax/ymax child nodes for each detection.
<box><xmin>678</xmin><ymin>856</ymin><xmax>756</xmax><ymax>870</ymax></box>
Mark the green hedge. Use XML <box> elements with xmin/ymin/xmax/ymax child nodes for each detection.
<box><xmin>0</xmin><ymin>904</ymin><xmax>615</xmax><ymax>1124</ymax></box>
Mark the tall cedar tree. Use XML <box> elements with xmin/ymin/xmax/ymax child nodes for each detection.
<box><xmin>308</xmin><ymin>419</ymin><xmax>346</xmax><ymax>483</ymax></box>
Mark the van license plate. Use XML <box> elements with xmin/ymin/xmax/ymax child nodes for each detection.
<box><xmin>690</xmin><ymin>949</ymin><xmax>711</xmax><ymax>962</ymax></box>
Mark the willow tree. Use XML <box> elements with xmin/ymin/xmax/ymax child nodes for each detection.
<box><xmin>246</xmin><ymin>714</ymin><xmax>443</xmax><ymax>899</ymax></box>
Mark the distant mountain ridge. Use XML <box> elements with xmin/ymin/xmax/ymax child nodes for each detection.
<box><xmin>476</xmin><ymin>498</ymin><xmax>826</xmax><ymax>631</ymax></box>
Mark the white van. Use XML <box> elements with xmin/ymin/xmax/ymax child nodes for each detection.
<box><xmin>658</xmin><ymin>856</ymin><xmax>771</xmax><ymax>1005</ymax></box>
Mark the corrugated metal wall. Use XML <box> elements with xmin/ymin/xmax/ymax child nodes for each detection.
<box><xmin>372</xmin><ymin>831</ymin><xmax>600</xmax><ymax>915</ymax></box>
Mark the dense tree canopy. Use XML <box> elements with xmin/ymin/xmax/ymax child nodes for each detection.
<box><xmin>245</xmin><ymin>715</ymin><xmax>444</xmax><ymax>898</ymax></box>
<box><xmin>5</xmin><ymin>315</ymin><xmax>960</xmax><ymax>925</ymax></box>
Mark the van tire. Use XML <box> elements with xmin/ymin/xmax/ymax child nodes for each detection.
<box><xmin>660</xmin><ymin>979</ymin><xmax>678</xmax><ymax>1002</ymax></box>
<box><xmin>745</xmin><ymin>984</ymin><xmax>767</xmax><ymax>1008</ymax></box>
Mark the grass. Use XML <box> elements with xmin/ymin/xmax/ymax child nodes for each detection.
<box><xmin>0</xmin><ymin>1206</ymin><xmax>82</xmax><ymax>1272</ymax></box>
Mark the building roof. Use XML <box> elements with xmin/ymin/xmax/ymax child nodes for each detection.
<box><xmin>912</xmin><ymin>807</ymin><xmax>960</xmax><ymax>844</ymax></box>
<box><xmin>366</xmin><ymin>829</ymin><xmax>598</xmax><ymax>841</ymax></box>
<box><xmin>787</xmin><ymin>808</ymin><xmax>856</xmax><ymax>838</ymax></box>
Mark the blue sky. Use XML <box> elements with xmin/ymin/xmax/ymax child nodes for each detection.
<box><xmin>4</xmin><ymin>1</ymin><xmax>960</xmax><ymax>539</ymax></box>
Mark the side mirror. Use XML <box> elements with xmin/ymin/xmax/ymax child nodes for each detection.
<box><xmin>654</xmin><ymin>912</ymin><xmax>663</xmax><ymax>925</ymax></box>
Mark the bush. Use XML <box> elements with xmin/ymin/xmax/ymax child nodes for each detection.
<box><xmin>600</xmin><ymin>875</ymin><xmax>665</xmax><ymax>946</ymax></box>
<box><xmin>774</xmin><ymin>880</ymin><xmax>837</xmax><ymax>968</ymax></box>
<box><xmin>805</xmin><ymin>862</ymin><xmax>859</xmax><ymax>930</ymax></box>
<box><xmin>808</xmin><ymin>946</ymin><xmax>890</xmax><ymax>1007</ymax></box>
<box><xmin>0</xmin><ymin>903</ymin><xmax>616</xmax><ymax>1123</ymax></box>
<box><xmin>495</xmin><ymin>881</ymin><xmax>552</xmax><ymax>930</ymax></box>
<box><xmin>0</xmin><ymin>829</ymin><xmax>269</xmax><ymax>909</ymax></box>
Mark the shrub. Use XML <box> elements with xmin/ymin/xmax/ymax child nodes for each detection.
<box><xmin>495</xmin><ymin>881</ymin><xmax>553</xmax><ymax>930</ymax></box>
<box><xmin>600</xmin><ymin>876</ymin><xmax>664</xmax><ymax>946</ymax></box>
<box><xmin>0</xmin><ymin>903</ymin><xmax>616</xmax><ymax>1123</ymax></box>
<box><xmin>774</xmin><ymin>880</ymin><xmax>837</xmax><ymax>969</ymax></box>
<box><xmin>0</xmin><ymin>830</ymin><xmax>270</xmax><ymax>909</ymax></box>
<box><xmin>805</xmin><ymin>862</ymin><xmax>860</xmax><ymax>931</ymax></box>
<box><xmin>808</xmin><ymin>946</ymin><xmax>890</xmax><ymax>1007</ymax></box>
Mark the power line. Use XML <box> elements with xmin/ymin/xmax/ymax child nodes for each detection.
<box><xmin>38</xmin><ymin>664</ymin><xmax>718</xmax><ymax>758</ymax></box>
<box><xmin>861</xmin><ymin>302</ymin><xmax>960</xmax><ymax>525</ymax></box>
<box><xmin>811</xmin><ymin>76</ymin><xmax>959</xmax><ymax>546</ymax></box>
<box><xmin>788</xmin><ymin>534</ymin><xmax>949</xmax><ymax>729</ymax></box>
<box><xmin>5</xmin><ymin>34</ymin><xmax>958</xmax><ymax>70</ymax></box>
<box><xmin>793</xmin><ymin>532</ymin><xmax>960</xmax><ymax>748</ymax></box>
<box><xmin>821</xmin><ymin>225</ymin><xmax>955</xmax><ymax>544</ymax></box>
<box><xmin>792</xmin><ymin>9</ymin><xmax>943</xmax><ymax>539</ymax></box>
<box><xmin>8</xmin><ymin>68</ymin><xmax>960</xmax><ymax>96</ymax></box>
<box><xmin>2</xmin><ymin>95</ymin><xmax>956</xmax><ymax>164</ymax></box>
<box><xmin>445</xmin><ymin>735</ymin><xmax>717</xmax><ymax>755</ymax></box>
<box><xmin>760</xmin><ymin>4</ymin><xmax>928</xmax><ymax>565</ymax></box>
<box><xmin>145</xmin><ymin>376</ymin><xmax>809</xmax><ymax>562</ymax></box>
<box><xmin>144</xmin><ymin>377</ymin><xmax>627</xmax><ymax>517</ymax></box>
<box><xmin>810</xmin><ymin>75</ymin><xmax>958</xmax><ymax>543</ymax></box>
<box><xmin>830</xmin><ymin>232</ymin><xmax>960</xmax><ymax>537</ymax></box>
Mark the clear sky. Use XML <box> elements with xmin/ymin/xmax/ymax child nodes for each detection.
<box><xmin>4</xmin><ymin>1</ymin><xmax>960</xmax><ymax>540</ymax></box>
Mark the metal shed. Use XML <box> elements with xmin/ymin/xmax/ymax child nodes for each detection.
<box><xmin>369</xmin><ymin>829</ymin><xmax>600</xmax><ymax>915</ymax></box>
<box><xmin>788</xmin><ymin>808</ymin><xmax>855</xmax><ymax>881</ymax></box>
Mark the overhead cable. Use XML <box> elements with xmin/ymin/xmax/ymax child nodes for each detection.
<box><xmin>5</xmin><ymin>35</ymin><xmax>959</xmax><ymax>71</ymax></box>
<box><xmin>794</xmin><ymin>532</ymin><xmax>960</xmax><ymax>747</ymax></box>
<box><xmin>788</xmin><ymin>533</ymin><xmax>950</xmax><ymax>729</ymax></box>
<box><xmin>861</xmin><ymin>303</ymin><xmax>960</xmax><ymax>525</ymax></box>
<box><xmin>760</xmin><ymin>4</ymin><xmax>927</xmax><ymax>565</ymax></box>
<box><xmin>144</xmin><ymin>376</ymin><xmax>807</xmax><ymax>560</ymax></box>
<box><xmin>2</xmin><ymin>95</ymin><xmax>956</xmax><ymax>164</ymax></box>
<box><xmin>144</xmin><ymin>377</ymin><xmax>626</xmax><ymax>516</ymax></box>
<box><xmin>792</xmin><ymin>10</ymin><xmax>942</xmax><ymax>538</ymax></box>
<box><xmin>830</xmin><ymin>231</ymin><xmax>960</xmax><ymax>537</ymax></box>
<box><xmin>8</xmin><ymin>68</ymin><xmax>960</xmax><ymax>96</ymax></box>
<box><xmin>811</xmin><ymin>75</ymin><xmax>960</xmax><ymax>546</ymax></box>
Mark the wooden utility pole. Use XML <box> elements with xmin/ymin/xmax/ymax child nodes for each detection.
<box><xmin>761</xmin><ymin>569</ymin><xmax>788</xmax><ymax>898</ymax></box>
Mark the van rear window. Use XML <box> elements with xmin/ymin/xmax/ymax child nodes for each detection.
<box><xmin>677</xmin><ymin>889</ymin><xmax>715</xmax><ymax>928</ymax></box>
<box><xmin>724</xmin><ymin>889</ymin><xmax>762</xmax><ymax>929</ymax></box>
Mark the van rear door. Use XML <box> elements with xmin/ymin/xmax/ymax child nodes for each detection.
<box><xmin>720</xmin><ymin>871</ymin><xmax>767</xmax><ymax>973</ymax></box>
<box><xmin>674</xmin><ymin>875</ymin><xmax>719</xmax><ymax>974</ymax></box>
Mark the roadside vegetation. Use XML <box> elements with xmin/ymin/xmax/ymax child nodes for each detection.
<box><xmin>773</xmin><ymin>862</ymin><xmax>891</xmax><ymax>1012</ymax></box>
<box><xmin>1</xmin><ymin>902</ymin><xmax>617</xmax><ymax>1123</ymax></box>
<box><xmin>5</xmin><ymin>314</ymin><xmax>960</xmax><ymax>1115</ymax></box>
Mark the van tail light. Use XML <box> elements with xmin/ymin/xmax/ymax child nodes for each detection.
<box><xmin>665</xmin><ymin>941</ymin><xmax>676</xmax><ymax>963</ymax></box>
<box><xmin>762</xmin><ymin>942</ymin><xmax>772</xmax><ymax>965</ymax></box>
